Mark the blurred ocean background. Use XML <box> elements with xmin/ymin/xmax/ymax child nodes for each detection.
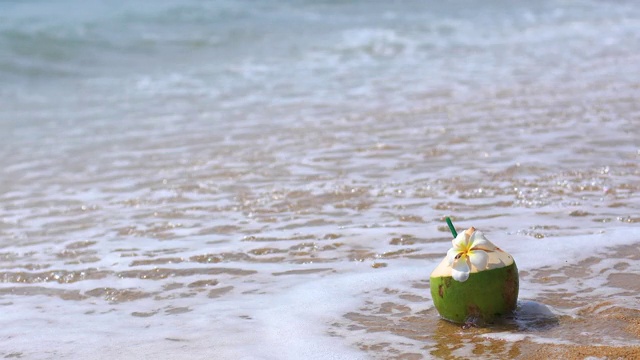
<box><xmin>1</xmin><ymin>0</ymin><xmax>639</xmax><ymax>359</ymax></box>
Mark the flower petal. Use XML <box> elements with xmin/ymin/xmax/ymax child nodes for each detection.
<box><xmin>446</xmin><ymin>247</ymin><xmax>459</xmax><ymax>265</ymax></box>
<box><xmin>469</xmin><ymin>231</ymin><xmax>497</xmax><ymax>251</ymax></box>
<box><xmin>451</xmin><ymin>257</ymin><xmax>470</xmax><ymax>282</ymax></box>
<box><xmin>452</xmin><ymin>232</ymin><xmax>470</xmax><ymax>251</ymax></box>
<box><xmin>468</xmin><ymin>250</ymin><xmax>489</xmax><ymax>271</ymax></box>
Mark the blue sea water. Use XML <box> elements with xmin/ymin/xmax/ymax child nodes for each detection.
<box><xmin>2</xmin><ymin>0</ymin><xmax>638</xmax><ymax>110</ymax></box>
<box><xmin>0</xmin><ymin>1</ymin><xmax>639</xmax><ymax>359</ymax></box>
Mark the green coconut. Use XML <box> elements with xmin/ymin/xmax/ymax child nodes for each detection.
<box><xmin>430</xmin><ymin>226</ymin><xmax>519</xmax><ymax>324</ymax></box>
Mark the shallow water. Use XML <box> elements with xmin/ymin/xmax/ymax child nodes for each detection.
<box><xmin>1</xmin><ymin>0</ymin><xmax>639</xmax><ymax>359</ymax></box>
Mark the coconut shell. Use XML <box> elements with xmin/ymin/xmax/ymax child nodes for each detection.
<box><xmin>430</xmin><ymin>249</ymin><xmax>519</xmax><ymax>324</ymax></box>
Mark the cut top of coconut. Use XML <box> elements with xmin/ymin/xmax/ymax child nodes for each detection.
<box><xmin>430</xmin><ymin>248</ymin><xmax>515</xmax><ymax>278</ymax></box>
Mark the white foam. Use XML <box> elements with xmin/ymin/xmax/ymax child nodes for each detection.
<box><xmin>481</xmin><ymin>332</ymin><xmax>574</xmax><ymax>345</ymax></box>
<box><xmin>507</xmin><ymin>227</ymin><xmax>640</xmax><ymax>271</ymax></box>
<box><xmin>0</xmin><ymin>257</ymin><xmax>432</xmax><ymax>359</ymax></box>
<box><xmin>223</xmin><ymin>262</ymin><xmax>433</xmax><ymax>359</ymax></box>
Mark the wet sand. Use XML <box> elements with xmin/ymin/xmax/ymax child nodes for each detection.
<box><xmin>339</xmin><ymin>243</ymin><xmax>640</xmax><ymax>359</ymax></box>
<box><xmin>343</xmin><ymin>293</ymin><xmax>640</xmax><ymax>359</ymax></box>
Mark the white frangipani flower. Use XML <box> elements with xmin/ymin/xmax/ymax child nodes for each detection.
<box><xmin>446</xmin><ymin>228</ymin><xmax>497</xmax><ymax>282</ymax></box>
